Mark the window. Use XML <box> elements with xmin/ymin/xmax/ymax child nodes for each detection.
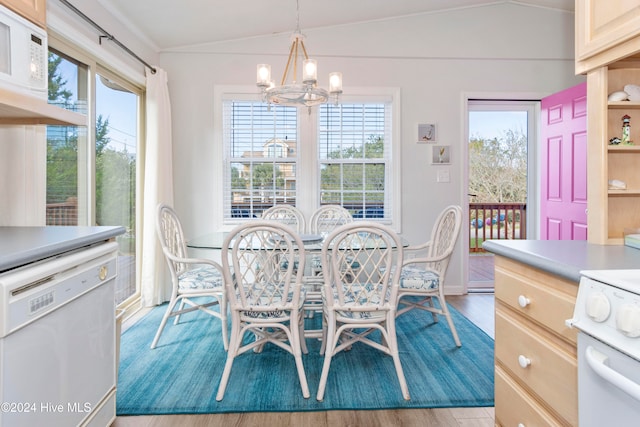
<box><xmin>46</xmin><ymin>48</ymin><xmax>88</xmax><ymax>226</ymax></box>
<box><xmin>318</xmin><ymin>103</ymin><xmax>390</xmax><ymax>219</ymax></box>
<box><xmin>223</xmin><ymin>101</ymin><xmax>298</xmax><ymax>219</ymax></box>
<box><xmin>219</xmin><ymin>87</ymin><xmax>400</xmax><ymax>228</ymax></box>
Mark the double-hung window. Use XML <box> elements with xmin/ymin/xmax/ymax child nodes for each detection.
<box><xmin>223</xmin><ymin>101</ymin><xmax>298</xmax><ymax>220</ymax></box>
<box><xmin>219</xmin><ymin>87</ymin><xmax>400</xmax><ymax>228</ymax></box>
<box><xmin>318</xmin><ymin>102</ymin><xmax>391</xmax><ymax>219</ymax></box>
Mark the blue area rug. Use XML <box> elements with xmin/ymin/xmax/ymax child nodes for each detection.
<box><xmin>116</xmin><ymin>301</ymin><xmax>494</xmax><ymax>415</ymax></box>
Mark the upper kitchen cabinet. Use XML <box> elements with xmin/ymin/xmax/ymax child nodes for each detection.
<box><xmin>576</xmin><ymin>0</ymin><xmax>640</xmax><ymax>74</ymax></box>
<box><xmin>1</xmin><ymin>0</ymin><xmax>45</xmax><ymax>28</ymax></box>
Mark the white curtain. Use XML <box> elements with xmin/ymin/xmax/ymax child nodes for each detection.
<box><xmin>140</xmin><ymin>67</ymin><xmax>174</xmax><ymax>307</ymax></box>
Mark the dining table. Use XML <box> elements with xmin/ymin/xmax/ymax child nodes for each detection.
<box><xmin>187</xmin><ymin>229</ymin><xmax>408</xmax><ymax>338</ymax></box>
<box><xmin>187</xmin><ymin>230</ymin><xmax>407</xmax><ymax>279</ymax></box>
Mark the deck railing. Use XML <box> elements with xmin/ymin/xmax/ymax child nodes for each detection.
<box><xmin>46</xmin><ymin>198</ymin><xmax>78</xmax><ymax>226</ymax></box>
<box><xmin>469</xmin><ymin>202</ymin><xmax>527</xmax><ymax>252</ymax></box>
<box><xmin>47</xmin><ymin>199</ymin><xmax>523</xmax><ymax>254</ymax></box>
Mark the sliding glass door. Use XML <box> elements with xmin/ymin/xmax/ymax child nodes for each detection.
<box><xmin>47</xmin><ymin>39</ymin><xmax>142</xmax><ymax>307</ymax></box>
<box><xmin>95</xmin><ymin>70</ymin><xmax>139</xmax><ymax>304</ymax></box>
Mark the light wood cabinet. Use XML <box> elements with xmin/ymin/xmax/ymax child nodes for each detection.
<box><xmin>575</xmin><ymin>0</ymin><xmax>640</xmax><ymax>74</ymax></box>
<box><xmin>1</xmin><ymin>0</ymin><xmax>46</xmax><ymax>28</ymax></box>
<box><xmin>493</xmin><ymin>256</ymin><xmax>578</xmax><ymax>427</ymax></box>
<box><xmin>587</xmin><ymin>63</ymin><xmax>640</xmax><ymax>244</ymax></box>
<box><xmin>0</xmin><ymin>86</ymin><xmax>85</xmax><ymax>126</ymax></box>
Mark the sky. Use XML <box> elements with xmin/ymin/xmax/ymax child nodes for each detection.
<box><xmin>56</xmin><ymin>57</ymin><xmax>138</xmax><ymax>154</ymax></box>
<box><xmin>95</xmin><ymin>76</ymin><xmax>138</xmax><ymax>154</ymax></box>
<box><xmin>468</xmin><ymin>111</ymin><xmax>528</xmax><ymax>140</ymax></box>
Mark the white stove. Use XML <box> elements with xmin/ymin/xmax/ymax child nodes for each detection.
<box><xmin>568</xmin><ymin>269</ymin><xmax>640</xmax><ymax>427</ymax></box>
<box><xmin>569</xmin><ymin>269</ymin><xmax>640</xmax><ymax>360</ymax></box>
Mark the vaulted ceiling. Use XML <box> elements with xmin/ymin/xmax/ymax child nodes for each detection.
<box><xmin>99</xmin><ymin>0</ymin><xmax>574</xmax><ymax>51</ymax></box>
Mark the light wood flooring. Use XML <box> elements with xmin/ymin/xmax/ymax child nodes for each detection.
<box><xmin>113</xmin><ymin>293</ymin><xmax>495</xmax><ymax>427</ymax></box>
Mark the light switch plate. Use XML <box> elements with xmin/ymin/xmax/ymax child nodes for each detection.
<box><xmin>437</xmin><ymin>170</ymin><xmax>450</xmax><ymax>183</ymax></box>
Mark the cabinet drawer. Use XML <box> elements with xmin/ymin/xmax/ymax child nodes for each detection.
<box><xmin>495</xmin><ymin>366</ymin><xmax>564</xmax><ymax>427</ymax></box>
<box><xmin>495</xmin><ymin>308</ymin><xmax>577</xmax><ymax>426</ymax></box>
<box><xmin>495</xmin><ymin>257</ymin><xmax>577</xmax><ymax>345</ymax></box>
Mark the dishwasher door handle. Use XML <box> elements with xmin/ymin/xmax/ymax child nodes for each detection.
<box><xmin>586</xmin><ymin>345</ymin><xmax>640</xmax><ymax>401</ymax></box>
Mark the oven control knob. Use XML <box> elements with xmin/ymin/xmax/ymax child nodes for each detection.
<box><xmin>585</xmin><ymin>292</ymin><xmax>611</xmax><ymax>322</ymax></box>
<box><xmin>616</xmin><ymin>304</ymin><xmax>640</xmax><ymax>338</ymax></box>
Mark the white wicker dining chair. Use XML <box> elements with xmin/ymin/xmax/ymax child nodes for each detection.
<box><xmin>216</xmin><ymin>220</ymin><xmax>310</xmax><ymax>401</ymax></box>
<box><xmin>316</xmin><ymin>221</ymin><xmax>410</xmax><ymax>401</ymax></box>
<box><xmin>305</xmin><ymin>205</ymin><xmax>355</xmax><ymax>323</ymax></box>
<box><xmin>262</xmin><ymin>204</ymin><xmax>306</xmax><ymax>233</ymax></box>
<box><xmin>151</xmin><ymin>203</ymin><xmax>228</xmax><ymax>350</ymax></box>
<box><xmin>395</xmin><ymin>205</ymin><xmax>463</xmax><ymax>347</ymax></box>
<box><xmin>309</xmin><ymin>205</ymin><xmax>353</xmax><ymax>235</ymax></box>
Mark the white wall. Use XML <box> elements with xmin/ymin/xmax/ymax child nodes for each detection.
<box><xmin>0</xmin><ymin>126</ymin><xmax>46</xmax><ymax>225</ymax></box>
<box><xmin>159</xmin><ymin>3</ymin><xmax>584</xmax><ymax>293</ymax></box>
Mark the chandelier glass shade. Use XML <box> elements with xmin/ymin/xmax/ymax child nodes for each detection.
<box><xmin>256</xmin><ymin>27</ymin><xmax>342</xmax><ymax>108</ymax></box>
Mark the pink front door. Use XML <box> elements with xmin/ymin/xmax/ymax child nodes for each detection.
<box><xmin>540</xmin><ymin>82</ymin><xmax>588</xmax><ymax>240</ymax></box>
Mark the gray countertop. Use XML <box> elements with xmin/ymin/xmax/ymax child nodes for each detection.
<box><xmin>482</xmin><ymin>239</ymin><xmax>640</xmax><ymax>282</ymax></box>
<box><xmin>0</xmin><ymin>226</ymin><xmax>126</xmax><ymax>273</ymax></box>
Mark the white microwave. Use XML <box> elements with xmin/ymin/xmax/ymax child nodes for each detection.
<box><xmin>0</xmin><ymin>4</ymin><xmax>47</xmax><ymax>99</ymax></box>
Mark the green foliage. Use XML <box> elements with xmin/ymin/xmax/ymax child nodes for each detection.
<box><xmin>96</xmin><ymin>148</ymin><xmax>135</xmax><ymax>228</ymax></box>
<box><xmin>96</xmin><ymin>115</ymin><xmax>111</xmax><ymax>156</ymax></box>
<box><xmin>46</xmin><ymin>52</ymin><xmax>136</xmax><ymax>231</ymax></box>
<box><xmin>319</xmin><ymin>135</ymin><xmax>385</xmax><ymax>204</ymax></box>
<box><xmin>48</xmin><ymin>53</ymin><xmax>72</xmax><ymax>104</ymax></box>
<box><xmin>230</xmin><ymin>166</ymin><xmax>247</xmax><ymax>190</ymax></box>
<box><xmin>469</xmin><ymin>129</ymin><xmax>527</xmax><ymax>203</ymax></box>
<box><xmin>46</xmin><ymin>137</ymin><xmax>77</xmax><ymax>204</ymax></box>
<box><xmin>252</xmin><ymin>163</ymin><xmax>284</xmax><ymax>189</ymax></box>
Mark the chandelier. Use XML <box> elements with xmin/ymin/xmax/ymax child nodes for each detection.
<box><xmin>256</xmin><ymin>0</ymin><xmax>342</xmax><ymax>108</ymax></box>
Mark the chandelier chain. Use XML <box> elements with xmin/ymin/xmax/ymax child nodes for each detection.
<box><xmin>295</xmin><ymin>0</ymin><xmax>301</xmax><ymax>33</ymax></box>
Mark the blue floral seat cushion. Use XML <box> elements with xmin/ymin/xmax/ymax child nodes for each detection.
<box><xmin>178</xmin><ymin>265</ymin><xmax>223</xmax><ymax>291</ymax></box>
<box><xmin>398</xmin><ymin>266</ymin><xmax>439</xmax><ymax>291</ymax></box>
<box><xmin>280</xmin><ymin>259</ymin><xmax>299</xmax><ymax>270</ymax></box>
<box><xmin>322</xmin><ymin>283</ymin><xmax>389</xmax><ymax>320</ymax></box>
<box><xmin>238</xmin><ymin>282</ymin><xmax>306</xmax><ymax>320</ymax></box>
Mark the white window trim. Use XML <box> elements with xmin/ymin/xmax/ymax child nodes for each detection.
<box><xmin>213</xmin><ymin>85</ymin><xmax>402</xmax><ymax>232</ymax></box>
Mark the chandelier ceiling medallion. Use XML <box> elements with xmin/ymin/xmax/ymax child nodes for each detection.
<box><xmin>256</xmin><ymin>0</ymin><xmax>342</xmax><ymax>109</ymax></box>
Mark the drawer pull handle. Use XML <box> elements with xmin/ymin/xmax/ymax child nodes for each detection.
<box><xmin>518</xmin><ymin>295</ymin><xmax>530</xmax><ymax>308</ymax></box>
<box><xmin>518</xmin><ymin>355</ymin><xmax>531</xmax><ymax>369</ymax></box>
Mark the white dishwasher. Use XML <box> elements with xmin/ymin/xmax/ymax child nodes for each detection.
<box><xmin>0</xmin><ymin>241</ymin><xmax>118</xmax><ymax>427</ymax></box>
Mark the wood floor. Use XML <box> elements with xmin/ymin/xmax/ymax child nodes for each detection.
<box><xmin>113</xmin><ymin>293</ymin><xmax>495</xmax><ymax>427</ymax></box>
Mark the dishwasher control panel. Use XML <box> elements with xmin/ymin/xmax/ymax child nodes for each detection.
<box><xmin>0</xmin><ymin>242</ymin><xmax>118</xmax><ymax>337</ymax></box>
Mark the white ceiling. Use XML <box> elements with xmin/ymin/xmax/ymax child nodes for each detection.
<box><xmin>99</xmin><ymin>0</ymin><xmax>574</xmax><ymax>51</ymax></box>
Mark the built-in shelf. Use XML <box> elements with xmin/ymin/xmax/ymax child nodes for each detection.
<box><xmin>608</xmin><ymin>101</ymin><xmax>640</xmax><ymax>108</ymax></box>
<box><xmin>608</xmin><ymin>189</ymin><xmax>640</xmax><ymax>195</ymax></box>
<box><xmin>0</xmin><ymin>87</ymin><xmax>85</xmax><ymax>126</ymax></box>
<box><xmin>607</xmin><ymin>144</ymin><xmax>640</xmax><ymax>151</ymax></box>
